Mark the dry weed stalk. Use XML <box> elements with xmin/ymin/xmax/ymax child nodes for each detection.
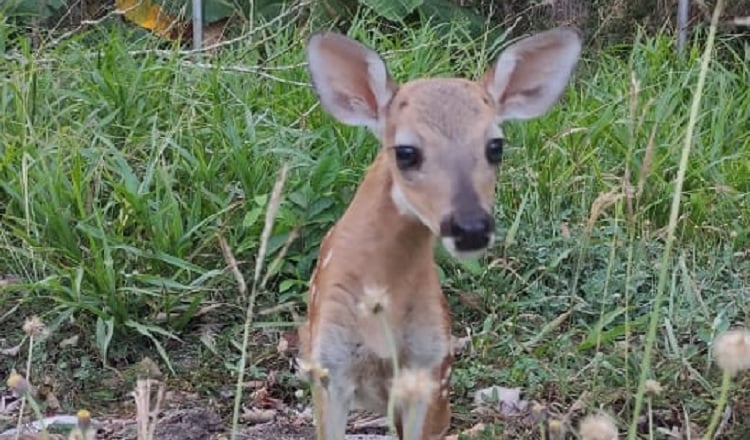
<box><xmin>230</xmin><ymin>164</ymin><xmax>289</xmax><ymax>439</ymax></box>
<box><xmin>635</xmin><ymin>123</ymin><xmax>658</xmax><ymax>204</ymax></box>
<box><xmin>627</xmin><ymin>0</ymin><xmax>725</xmax><ymax>437</ymax></box>
<box><xmin>132</xmin><ymin>378</ymin><xmax>166</xmax><ymax>440</ymax></box>
<box><xmin>260</xmin><ymin>227</ymin><xmax>300</xmax><ymax>288</ymax></box>
<box><xmin>586</xmin><ymin>188</ymin><xmax>624</xmax><ymax>232</ymax></box>
<box><xmin>8</xmin><ymin>316</ymin><xmax>48</xmax><ymax>438</ymax></box>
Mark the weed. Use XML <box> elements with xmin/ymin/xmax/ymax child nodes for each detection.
<box><xmin>0</xmin><ymin>7</ymin><xmax>748</xmax><ymax>439</ymax></box>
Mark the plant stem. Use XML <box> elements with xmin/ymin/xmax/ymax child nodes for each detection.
<box><xmin>703</xmin><ymin>369</ymin><xmax>731</xmax><ymax>440</ymax></box>
<box><xmin>230</xmin><ymin>164</ymin><xmax>289</xmax><ymax>440</ymax></box>
<box><xmin>626</xmin><ymin>0</ymin><xmax>724</xmax><ymax>438</ymax></box>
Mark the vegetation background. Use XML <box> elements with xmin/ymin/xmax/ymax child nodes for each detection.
<box><xmin>0</xmin><ymin>0</ymin><xmax>748</xmax><ymax>438</ymax></box>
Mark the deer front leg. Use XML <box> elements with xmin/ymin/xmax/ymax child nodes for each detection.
<box><xmin>393</xmin><ymin>359</ymin><xmax>451</xmax><ymax>440</ymax></box>
<box><xmin>423</xmin><ymin>361</ymin><xmax>452</xmax><ymax>440</ymax></box>
<box><xmin>311</xmin><ymin>373</ymin><xmax>353</xmax><ymax>440</ymax></box>
<box><xmin>307</xmin><ymin>322</ymin><xmax>355</xmax><ymax>440</ymax></box>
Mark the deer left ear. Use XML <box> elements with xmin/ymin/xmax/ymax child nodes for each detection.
<box><xmin>306</xmin><ymin>32</ymin><xmax>398</xmax><ymax>132</ymax></box>
<box><xmin>482</xmin><ymin>27</ymin><xmax>582</xmax><ymax>121</ymax></box>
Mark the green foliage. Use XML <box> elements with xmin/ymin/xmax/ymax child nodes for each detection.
<box><xmin>0</xmin><ymin>10</ymin><xmax>748</xmax><ymax>436</ymax></box>
<box><xmin>0</xmin><ymin>0</ymin><xmax>67</xmax><ymax>20</ymax></box>
<box><xmin>357</xmin><ymin>0</ymin><xmax>423</xmax><ymax>22</ymax></box>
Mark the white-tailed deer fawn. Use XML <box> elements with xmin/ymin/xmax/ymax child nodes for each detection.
<box><xmin>297</xmin><ymin>28</ymin><xmax>582</xmax><ymax>440</ymax></box>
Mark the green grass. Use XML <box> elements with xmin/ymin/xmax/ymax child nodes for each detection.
<box><xmin>1</xmin><ymin>11</ymin><xmax>749</xmax><ymax>439</ymax></box>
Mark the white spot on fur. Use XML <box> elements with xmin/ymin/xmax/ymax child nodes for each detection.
<box><xmin>353</xmin><ymin>286</ymin><xmax>394</xmax><ymax>359</ymax></box>
<box><xmin>392</xmin><ymin>368</ymin><xmax>436</xmax><ymax>404</ymax></box>
<box><xmin>441</xmin><ymin>366</ymin><xmax>452</xmax><ymax>387</ymax></box>
<box><xmin>357</xmin><ymin>285</ymin><xmax>390</xmax><ymax>316</ymax></box>
<box><xmin>321</xmin><ymin>249</ymin><xmax>333</xmax><ymax>269</ymax></box>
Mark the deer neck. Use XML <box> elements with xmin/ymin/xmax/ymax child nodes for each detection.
<box><xmin>333</xmin><ymin>150</ymin><xmax>436</xmax><ymax>281</ymax></box>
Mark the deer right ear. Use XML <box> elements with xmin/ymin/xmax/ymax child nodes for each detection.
<box><xmin>482</xmin><ymin>27</ymin><xmax>582</xmax><ymax>122</ymax></box>
<box><xmin>306</xmin><ymin>33</ymin><xmax>397</xmax><ymax>132</ymax></box>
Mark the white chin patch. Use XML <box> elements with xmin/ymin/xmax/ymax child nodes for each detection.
<box><xmin>390</xmin><ymin>182</ymin><xmax>437</xmax><ymax>234</ymax></box>
<box><xmin>441</xmin><ymin>235</ymin><xmax>495</xmax><ymax>260</ymax></box>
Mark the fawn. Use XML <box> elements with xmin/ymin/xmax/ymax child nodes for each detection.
<box><xmin>297</xmin><ymin>27</ymin><xmax>582</xmax><ymax>440</ymax></box>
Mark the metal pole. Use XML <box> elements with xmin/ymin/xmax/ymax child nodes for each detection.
<box><xmin>677</xmin><ymin>0</ymin><xmax>689</xmax><ymax>54</ymax></box>
<box><xmin>192</xmin><ymin>0</ymin><xmax>203</xmax><ymax>50</ymax></box>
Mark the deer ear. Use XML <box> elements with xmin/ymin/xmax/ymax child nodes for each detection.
<box><xmin>306</xmin><ymin>32</ymin><xmax>397</xmax><ymax>131</ymax></box>
<box><xmin>482</xmin><ymin>27</ymin><xmax>582</xmax><ymax>121</ymax></box>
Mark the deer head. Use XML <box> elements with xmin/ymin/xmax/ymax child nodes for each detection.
<box><xmin>306</xmin><ymin>28</ymin><xmax>582</xmax><ymax>258</ymax></box>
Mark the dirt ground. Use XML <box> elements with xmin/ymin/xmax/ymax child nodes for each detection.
<box><xmin>96</xmin><ymin>408</ymin><xmax>390</xmax><ymax>440</ymax></box>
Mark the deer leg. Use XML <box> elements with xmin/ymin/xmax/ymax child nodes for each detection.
<box><xmin>313</xmin><ymin>375</ymin><xmax>352</xmax><ymax>440</ymax></box>
<box><xmin>393</xmin><ymin>383</ymin><xmax>450</xmax><ymax>440</ymax></box>
<box><xmin>399</xmin><ymin>398</ymin><xmax>430</xmax><ymax>440</ymax></box>
<box><xmin>422</xmin><ymin>382</ymin><xmax>451</xmax><ymax>440</ymax></box>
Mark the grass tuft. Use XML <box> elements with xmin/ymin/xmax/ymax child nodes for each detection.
<box><xmin>0</xmin><ymin>9</ymin><xmax>748</xmax><ymax>438</ymax></box>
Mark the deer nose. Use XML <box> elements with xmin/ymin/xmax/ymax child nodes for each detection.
<box><xmin>441</xmin><ymin>212</ymin><xmax>495</xmax><ymax>251</ymax></box>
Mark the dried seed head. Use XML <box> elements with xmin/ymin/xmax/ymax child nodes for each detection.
<box><xmin>579</xmin><ymin>413</ymin><xmax>618</xmax><ymax>440</ymax></box>
<box><xmin>391</xmin><ymin>368</ymin><xmax>437</xmax><ymax>404</ymax></box>
<box><xmin>644</xmin><ymin>379</ymin><xmax>663</xmax><ymax>396</ymax></box>
<box><xmin>77</xmin><ymin>409</ymin><xmax>91</xmax><ymax>427</ymax></box>
<box><xmin>548</xmin><ymin>418</ymin><xmax>566</xmax><ymax>440</ymax></box>
<box><xmin>713</xmin><ymin>328</ymin><xmax>750</xmax><ymax>376</ymax></box>
<box><xmin>23</xmin><ymin>315</ymin><xmax>45</xmax><ymax>337</ymax></box>
<box><xmin>68</xmin><ymin>410</ymin><xmax>96</xmax><ymax>440</ymax></box>
<box><xmin>6</xmin><ymin>372</ymin><xmax>31</xmax><ymax>396</ymax></box>
<box><xmin>134</xmin><ymin>357</ymin><xmax>163</xmax><ymax>380</ymax></box>
<box><xmin>531</xmin><ymin>401</ymin><xmax>546</xmax><ymax>420</ymax></box>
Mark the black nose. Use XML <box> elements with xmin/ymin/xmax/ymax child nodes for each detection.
<box><xmin>441</xmin><ymin>212</ymin><xmax>495</xmax><ymax>251</ymax></box>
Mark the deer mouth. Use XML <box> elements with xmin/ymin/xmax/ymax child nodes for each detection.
<box><xmin>439</xmin><ymin>212</ymin><xmax>495</xmax><ymax>258</ymax></box>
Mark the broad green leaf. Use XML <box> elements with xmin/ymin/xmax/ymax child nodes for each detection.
<box><xmin>125</xmin><ymin>320</ymin><xmax>180</xmax><ymax>375</ymax></box>
<box><xmin>359</xmin><ymin>0</ymin><xmax>424</xmax><ymax>22</ymax></box>
<box><xmin>243</xmin><ymin>206</ymin><xmax>264</xmax><ymax>229</ymax></box>
<box><xmin>95</xmin><ymin>317</ymin><xmax>114</xmax><ymax>367</ymax></box>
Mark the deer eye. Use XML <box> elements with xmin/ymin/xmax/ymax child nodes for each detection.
<box><xmin>485</xmin><ymin>138</ymin><xmax>504</xmax><ymax>165</ymax></box>
<box><xmin>393</xmin><ymin>145</ymin><xmax>422</xmax><ymax>170</ymax></box>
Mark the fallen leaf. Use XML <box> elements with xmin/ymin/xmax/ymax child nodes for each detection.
<box><xmin>202</xmin><ymin>18</ymin><xmax>230</xmax><ymax>49</ymax></box>
<box><xmin>43</xmin><ymin>391</ymin><xmax>62</xmax><ymax>414</ymax></box>
<box><xmin>0</xmin><ymin>341</ymin><xmax>23</xmax><ymax>357</ymax></box>
<box><xmin>251</xmin><ymin>387</ymin><xmax>284</xmax><ymax>410</ymax></box>
<box><xmin>280</xmin><ymin>331</ymin><xmax>300</xmax><ymax>352</ymax></box>
<box><xmin>350</xmin><ymin>411</ymin><xmax>388</xmax><ymax>430</ymax></box>
<box><xmin>241</xmin><ymin>408</ymin><xmax>276</xmax><ymax>424</ymax></box>
<box><xmin>451</xmin><ymin>334</ymin><xmax>472</xmax><ymax>356</ymax></box>
<box><xmin>473</xmin><ymin>386</ymin><xmax>529</xmax><ymax>417</ymax></box>
<box><xmin>277</xmin><ymin>336</ymin><xmax>289</xmax><ymax>354</ymax></box>
<box><xmin>0</xmin><ymin>275</ymin><xmax>21</xmax><ymax>287</ymax></box>
<box><xmin>164</xmin><ymin>390</ymin><xmax>199</xmax><ymax>403</ymax></box>
<box><xmin>114</xmin><ymin>0</ymin><xmax>190</xmax><ymax>41</ymax></box>
<box><xmin>560</xmin><ymin>222</ymin><xmax>571</xmax><ymax>238</ymax></box>
<box><xmin>445</xmin><ymin>422</ymin><xmax>486</xmax><ymax>439</ymax></box>
<box><xmin>58</xmin><ymin>335</ymin><xmax>79</xmax><ymax>348</ymax></box>
<box><xmin>243</xmin><ymin>380</ymin><xmax>264</xmax><ymax>389</ymax></box>
<box><xmin>458</xmin><ymin>291</ymin><xmax>482</xmax><ymax>311</ymax></box>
